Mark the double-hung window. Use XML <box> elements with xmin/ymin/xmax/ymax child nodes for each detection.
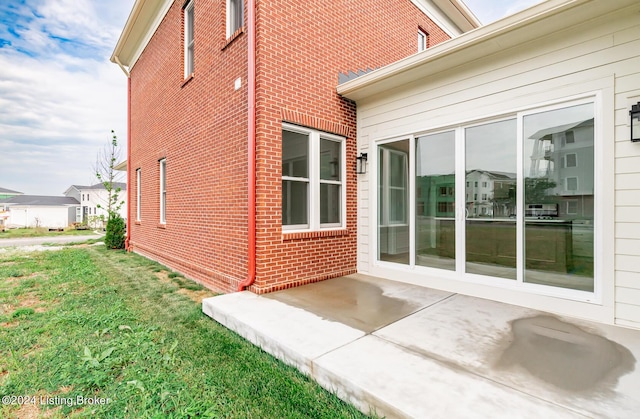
<box><xmin>159</xmin><ymin>159</ymin><xmax>166</xmax><ymax>224</ymax></box>
<box><xmin>282</xmin><ymin>124</ymin><xmax>345</xmax><ymax>231</ymax></box>
<box><xmin>184</xmin><ymin>1</ymin><xmax>194</xmax><ymax>77</ymax></box>
<box><xmin>227</xmin><ymin>0</ymin><xmax>244</xmax><ymax>38</ymax></box>
<box><xmin>418</xmin><ymin>29</ymin><xmax>428</xmax><ymax>52</ymax></box>
<box><xmin>136</xmin><ymin>168</ymin><xmax>141</xmax><ymax>221</ymax></box>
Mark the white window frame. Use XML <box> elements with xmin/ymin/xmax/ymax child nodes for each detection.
<box><xmin>184</xmin><ymin>0</ymin><xmax>194</xmax><ymax>78</ymax></box>
<box><xmin>159</xmin><ymin>159</ymin><xmax>166</xmax><ymax>224</ymax></box>
<box><xmin>136</xmin><ymin>168</ymin><xmax>141</xmax><ymax>221</ymax></box>
<box><xmin>566</xmin><ymin>176</ymin><xmax>579</xmax><ymax>191</ymax></box>
<box><xmin>565</xmin><ymin>153</ymin><xmax>577</xmax><ymax>168</ymax></box>
<box><xmin>282</xmin><ymin>123</ymin><xmax>346</xmax><ymax>232</ymax></box>
<box><xmin>226</xmin><ymin>0</ymin><xmax>244</xmax><ymax>38</ymax></box>
<box><xmin>418</xmin><ymin>29</ymin><xmax>427</xmax><ymax>52</ymax></box>
<box><xmin>372</xmin><ymin>95</ymin><xmax>599</xmax><ymax>304</ymax></box>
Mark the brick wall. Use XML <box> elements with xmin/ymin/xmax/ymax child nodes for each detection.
<box><xmin>128</xmin><ymin>0</ymin><xmax>450</xmax><ymax>294</ymax></box>
<box><xmin>251</xmin><ymin>0</ymin><xmax>450</xmax><ymax>293</ymax></box>
<box><xmin>129</xmin><ymin>0</ymin><xmax>250</xmax><ymax>292</ymax></box>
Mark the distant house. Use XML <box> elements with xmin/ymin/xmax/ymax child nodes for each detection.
<box><xmin>0</xmin><ymin>187</ymin><xmax>23</xmax><ymax>200</ymax></box>
<box><xmin>0</xmin><ymin>195</ymin><xmax>80</xmax><ymax>229</ymax></box>
<box><xmin>64</xmin><ymin>183</ymin><xmax>128</xmax><ymax>227</ymax></box>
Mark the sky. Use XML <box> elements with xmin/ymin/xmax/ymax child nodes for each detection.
<box><xmin>0</xmin><ymin>0</ymin><xmax>542</xmax><ymax>196</ymax></box>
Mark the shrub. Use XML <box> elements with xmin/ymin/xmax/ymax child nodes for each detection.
<box><xmin>104</xmin><ymin>214</ymin><xmax>126</xmax><ymax>249</ymax></box>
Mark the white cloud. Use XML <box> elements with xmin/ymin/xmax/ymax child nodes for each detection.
<box><xmin>0</xmin><ymin>0</ymin><xmax>133</xmax><ymax>195</ymax></box>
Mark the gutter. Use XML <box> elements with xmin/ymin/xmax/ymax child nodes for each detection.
<box><xmin>238</xmin><ymin>0</ymin><xmax>257</xmax><ymax>291</ymax></box>
<box><xmin>113</xmin><ymin>56</ymin><xmax>130</xmax><ymax>78</ymax></box>
<box><xmin>125</xmin><ymin>77</ymin><xmax>132</xmax><ymax>251</ymax></box>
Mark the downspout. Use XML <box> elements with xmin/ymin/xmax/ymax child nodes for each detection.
<box><xmin>125</xmin><ymin>76</ymin><xmax>132</xmax><ymax>251</ymax></box>
<box><xmin>113</xmin><ymin>55</ymin><xmax>132</xmax><ymax>251</ymax></box>
<box><xmin>238</xmin><ymin>0</ymin><xmax>257</xmax><ymax>291</ymax></box>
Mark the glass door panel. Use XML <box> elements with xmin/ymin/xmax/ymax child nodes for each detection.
<box><xmin>378</xmin><ymin>140</ymin><xmax>409</xmax><ymax>264</ymax></box>
<box><xmin>415</xmin><ymin>131</ymin><xmax>456</xmax><ymax>270</ymax></box>
<box><xmin>523</xmin><ymin>103</ymin><xmax>594</xmax><ymax>291</ymax></box>
<box><xmin>465</xmin><ymin>119</ymin><xmax>517</xmax><ymax>279</ymax></box>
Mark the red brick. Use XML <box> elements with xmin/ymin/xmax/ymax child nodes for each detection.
<box><xmin>128</xmin><ymin>0</ymin><xmax>450</xmax><ymax>294</ymax></box>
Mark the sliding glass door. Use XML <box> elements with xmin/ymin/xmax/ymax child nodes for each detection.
<box><xmin>465</xmin><ymin>119</ymin><xmax>517</xmax><ymax>280</ymax></box>
<box><xmin>523</xmin><ymin>103</ymin><xmax>594</xmax><ymax>291</ymax></box>
<box><xmin>376</xmin><ymin>99</ymin><xmax>596</xmax><ymax>297</ymax></box>
<box><xmin>415</xmin><ymin>131</ymin><xmax>456</xmax><ymax>271</ymax></box>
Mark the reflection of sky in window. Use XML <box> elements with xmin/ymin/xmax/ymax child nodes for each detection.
<box><xmin>523</xmin><ymin>103</ymin><xmax>593</xmax><ymax>139</ymax></box>
<box><xmin>466</xmin><ymin>119</ymin><xmax>517</xmax><ymax>174</ymax></box>
<box><xmin>524</xmin><ymin>102</ymin><xmax>594</xmax><ymax>175</ymax></box>
<box><xmin>416</xmin><ymin>131</ymin><xmax>455</xmax><ymax>176</ymax></box>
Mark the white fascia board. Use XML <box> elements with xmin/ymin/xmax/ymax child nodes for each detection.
<box><xmin>431</xmin><ymin>0</ymin><xmax>481</xmax><ymax>32</ymax></box>
<box><xmin>338</xmin><ymin>0</ymin><xmax>627</xmax><ymax>101</ymax></box>
<box><xmin>111</xmin><ymin>0</ymin><xmax>174</xmax><ymax>72</ymax></box>
<box><xmin>411</xmin><ymin>0</ymin><xmax>466</xmax><ymax>38</ymax></box>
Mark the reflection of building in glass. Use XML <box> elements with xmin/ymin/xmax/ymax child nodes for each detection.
<box><xmin>416</xmin><ymin>174</ymin><xmax>455</xmax><ymax>218</ymax></box>
<box><xmin>528</xmin><ymin>118</ymin><xmax>594</xmax><ymax>219</ymax></box>
<box><xmin>464</xmin><ymin>170</ymin><xmax>516</xmax><ymax>218</ymax></box>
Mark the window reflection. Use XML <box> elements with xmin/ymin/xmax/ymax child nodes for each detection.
<box><xmin>415</xmin><ymin>131</ymin><xmax>456</xmax><ymax>270</ymax></box>
<box><xmin>465</xmin><ymin>119</ymin><xmax>517</xmax><ymax>279</ymax></box>
<box><xmin>378</xmin><ymin>140</ymin><xmax>409</xmax><ymax>264</ymax></box>
<box><xmin>524</xmin><ymin>103</ymin><xmax>594</xmax><ymax>291</ymax></box>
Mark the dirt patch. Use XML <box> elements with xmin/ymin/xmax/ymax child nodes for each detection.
<box><xmin>1</xmin><ymin>321</ymin><xmax>18</xmax><ymax>328</ymax></box>
<box><xmin>23</xmin><ymin>345</ymin><xmax>43</xmax><ymax>358</ymax></box>
<box><xmin>176</xmin><ymin>288</ymin><xmax>213</xmax><ymax>304</ymax></box>
<box><xmin>155</xmin><ymin>271</ymin><xmax>171</xmax><ymax>283</ymax></box>
<box><xmin>1</xmin><ymin>303</ymin><xmax>13</xmax><ymax>315</ymax></box>
<box><xmin>18</xmin><ymin>295</ymin><xmax>47</xmax><ymax>313</ymax></box>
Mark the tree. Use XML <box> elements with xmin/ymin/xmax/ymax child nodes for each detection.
<box><xmin>94</xmin><ymin>130</ymin><xmax>126</xmax><ymax>249</ymax></box>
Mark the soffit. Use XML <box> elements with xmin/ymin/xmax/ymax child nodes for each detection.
<box><xmin>110</xmin><ymin>0</ymin><xmax>174</xmax><ymax>71</ymax></box>
<box><xmin>338</xmin><ymin>0</ymin><xmax>639</xmax><ymax>102</ymax></box>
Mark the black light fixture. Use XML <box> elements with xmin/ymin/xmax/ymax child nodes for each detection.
<box><xmin>356</xmin><ymin>152</ymin><xmax>368</xmax><ymax>174</ymax></box>
<box><xmin>631</xmin><ymin>102</ymin><xmax>640</xmax><ymax>142</ymax></box>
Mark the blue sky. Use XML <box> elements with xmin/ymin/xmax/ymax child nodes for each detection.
<box><xmin>0</xmin><ymin>0</ymin><xmax>134</xmax><ymax>195</ymax></box>
<box><xmin>0</xmin><ymin>0</ymin><xmax>542</xmax><ymax>196</ymax></box>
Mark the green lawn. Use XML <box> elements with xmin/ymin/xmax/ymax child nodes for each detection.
<box><xmin>0</xmin><ymin>247</ymin><xmax>367</xmax><ymax>418</ymax></box>
<box><xmin>0</xmin><ymin>228</ymin><xmax>99</xmax><ymax>239</ymax></box>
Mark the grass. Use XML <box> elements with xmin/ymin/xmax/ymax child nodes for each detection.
<box><xmin>0</xmin><ymin>247</ymin><xmax>368</xmax><ymax>418</ymax></box>
<box><xmin>0</xmin><ymin>228</ymin><xmax>99</xmax><ymax>240</ymax></box>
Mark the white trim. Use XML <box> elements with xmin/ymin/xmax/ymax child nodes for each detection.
<box><xmin>111</xmin><ymin>0</ymin><xmax>174</xmax><ymax>71</ymax></box>
<box><xmin>136</xmin><ymin>168</ymin><xmax>141</xmax><ymax>221</ymax></box>
<box><xmin>226</xmin><ymin>0</ymin><xmax>244</xmax><ymax>39</ymax></box>
<box><xmin>418</xmin><ymin>29</ymin><xmax>428</xmax><ymax>52</ymax></box>
<box><xmin>159</xmin><ymin>159</ymin><xmax>166</xmax><ymax>224</ymax></box>
<box><xmin>184</xmin><ymin>0</ymin><xmax>195</xmax><ymax>78</ymax></box>
<box><xmin>282</xmin><ymin>123</ymin><xmax>346</xmax><ymax>233</ymax></box>
<box><xmin>371</xmin><ymin>95</ymin><xmax>600</xmax><ymax>304</ymax></box>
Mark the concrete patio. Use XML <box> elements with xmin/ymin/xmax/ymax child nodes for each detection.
<box><xmin>202</xmin><ymin>274</ymin><xmax>640</xmax><ymax>418</ymax></box>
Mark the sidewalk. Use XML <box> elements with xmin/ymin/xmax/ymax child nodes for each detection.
<box><xmin>203</xmin><ymin>274</ymin><xmax>640</xmax><ymax>418</ymax></box>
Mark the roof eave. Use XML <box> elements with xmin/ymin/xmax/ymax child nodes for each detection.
<box><xmin>337</xmin><ymin>0</ymin><xmax>610</xmax><ymax>102</ymax></box>
<box><xmin>110</xmin><ymin>0</ymin><xmax>173</xmax><ymax>74</ymax></box>
<box><xmin>432</xmin><ymin>0</ymin><xmax>481</xmax><ymax>31</ymax></box>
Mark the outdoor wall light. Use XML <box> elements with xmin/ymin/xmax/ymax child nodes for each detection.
<box><xmin>356</xmin><ymin>152</ymin><xmax>368</xmax><ymax>174</ymax></box>
<box><xmin>631</xmin><ymin>102</ymin><xmax>640</xmax><ymax>142</ymax></box>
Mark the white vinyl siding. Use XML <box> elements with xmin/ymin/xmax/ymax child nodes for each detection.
<box><xmin>353</xmin><ymin>4</ymin><xmax>640</xmax><ymax>326</ymax></box>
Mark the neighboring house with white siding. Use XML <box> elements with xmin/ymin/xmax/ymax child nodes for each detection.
<box><xmin>338</xmin><ymin>0</ymin><xmax>640</xmax><ymax>329</ymax></box>
<box><xmin>64</xmin><ymin>183</ymin><xmax>127</xmax><ymax>228</ymax></box>
<box><xmin>0</xmin><ymin>195</ymin><xmax>80</xmax><ymax>229</ymax></box>
<box><xmin>0</xmin><ymin>187</ymin><xmax>23</xmax><ymax>200</ymax></box>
